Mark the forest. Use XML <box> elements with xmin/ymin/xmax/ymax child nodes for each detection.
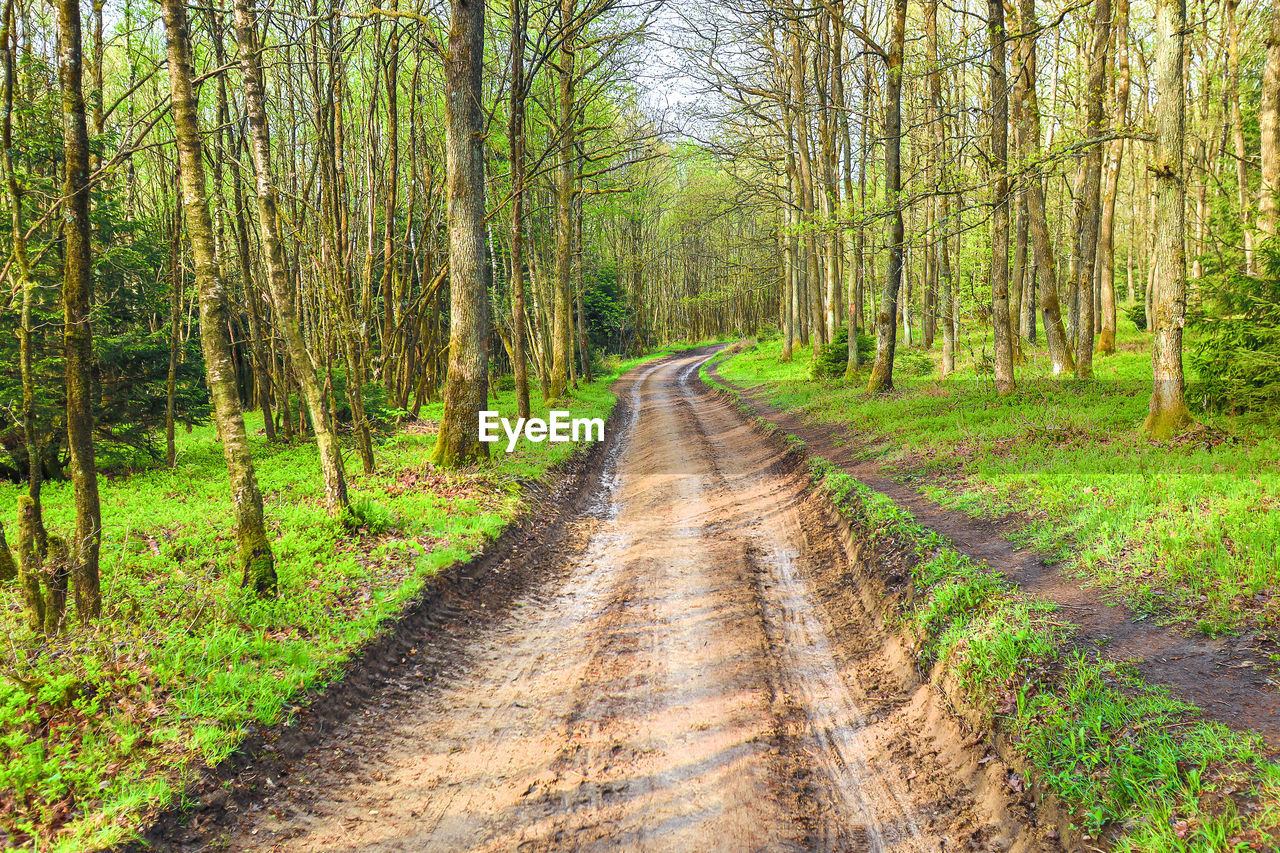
<box><xmin>1</xmin><ymin>0</ymin><xmax>1279</xmax><ymax>844</ymax></box>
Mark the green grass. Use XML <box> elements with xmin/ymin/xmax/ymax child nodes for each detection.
<box><xmin>715</xmin><ymin>325</ymin><xmax>1280</xmax><ymax>637</ymax></box>
<box><xmin>724</xmin><ymin>409</ymin><xmax>1280</xmax><ymax>849</ymax></box>
<box><xmin>0</xmin><ymin>345</ymin><xmax>691</xmax><ymax>852</ymax></box>
<box><xmin>838</xmin><ymin>466</ymin><xmax>1280</xmax><ymax>851</ymax></box>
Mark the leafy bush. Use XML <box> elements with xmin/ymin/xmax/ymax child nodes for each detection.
<box><xmin>809</xmin><ymin>327</ymin><xmax>876</xmax><ymax>378</ymax></box>
<box><xmin>1123</xmin><ymin>301</ymin><xmax>1148</xmax><ymax>332</ymax></box>
<box><xmin>344</xmin><ymin>498</ymin><xmax>396</xmax><ymax>534</ymax></box>
<box><xmin>1190</xmin><ymin>247</ymin><xmax>1280</xmax><ymax>419</ymax></box>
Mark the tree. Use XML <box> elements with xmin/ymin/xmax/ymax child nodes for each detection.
<box><xmin>1075</xmin><ymin>0</ymin><xmax>1111</xmax><ymax>379</ymax></box>
<box><xmin>233</xmin><ymin>0</ymin><xmax>350</xmax><ymax>515</ymax></box>
<box><xmin>57</xmin><ymin>0</ymin><xmax>102</xmax><ymax>624</ymax></box>
<box><xmin>1013</xmin><ymin>0</ymin><xmax>1074</xmax><ymax>375</ymax></box>
<box><xmin>1259</xmin><ymin>1</ymin><xmax>1280</xmax><ymax>242</ymax></box>
<box><xmin>1097</xmin><ymin>0</ymin><xmax>1130</xmax><ymax>354</ymax></box>
<box><xmin>865</xmin><ymin>0</ymin><xmax>907</xmax><ymax>393</ymax></box>
<box><xmin>989</xmin><ymin>0</ymin><xmax>1015</xmax><ymax>395</ymax></box>
<box><xmin>431</xmin><ymin>0</ymin><xmax>490</xmax><ymax>466</ymax></box>
<box><xmin>510</xmin><ymin>0</ymin><xmax>532</xmax><ymax>420</ymax></box>
<box><xmin>159</xmin><ymin>0</ymin><xmax>277</xmax><ymax>595</ymax></box>
<box><xmin>1144</xmin><ymin>0</ymin><xmax>1192</xmax><ymax>437</ymax></box>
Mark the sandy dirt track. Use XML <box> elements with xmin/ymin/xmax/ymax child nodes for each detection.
<box><xmin>205</xmin><ymin>350</ymin><xmax>1063</xmax><ymax>852</ymax></box>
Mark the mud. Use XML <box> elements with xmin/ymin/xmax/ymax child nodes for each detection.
<box><xmin>136</xmin><ymin>349</ymin><xmax>1064</xmax><ymax>852</ymax></box>
<box><xmin>710</xmin><ymin>359</ymin><xmax>1280</xmax><ymax>751</ymax></box>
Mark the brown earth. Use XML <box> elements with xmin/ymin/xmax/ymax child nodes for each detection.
<box><xmin>709</xmin><ymin>357</ymin><xmax>1280</xmax><ymax>751</ymax></box>
<box><xmin>136</xmin><ymin>348</ymin><xmax>1067</xmax><ymax>852</ymax></box>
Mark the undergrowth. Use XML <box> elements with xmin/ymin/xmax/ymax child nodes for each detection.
<box><xmin>713</xmin><ymin>331</ymin><xmax>1280</xmax><ymax>637</ymax></box>
<box><xmin>0</xmin><ymin>343</ymin><xmax>697</xmax><ymax>852</ymax></box>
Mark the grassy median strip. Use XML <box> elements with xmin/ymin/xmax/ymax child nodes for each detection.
<box><xmin>713</xmin><ymin>334</ymin><xmax>1280</xmax><ymax>638</ymax></box>
<box><xmin>705</xmin><ymin>348</ymin><xmax>1280</xmax><ymax>851</ymax></box>
<box><xmin>0</xmin><ymin>348</ymin><xmax>684</xmax><ymax>852</ymax></box>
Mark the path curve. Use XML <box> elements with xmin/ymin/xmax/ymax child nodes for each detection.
<box><xmin>200</xmin><ymin>349</ymin><xmax>1060</xmax><ymax>852</ymax></box>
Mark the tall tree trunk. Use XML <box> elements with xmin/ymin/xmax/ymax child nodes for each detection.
<box><xmin>989</xmin><ymin>0</ymin><xmax>1015</xmax><ymax>395</ymax></box>
<box><xmin>1227</xmin><ymin>0</ymin><xmax>1254</xmax><ymax>273</ymax></box>
<box><xmin>1013</xmin><ymin>0</ymin><xmax>1074</xmax><ymax>374</ymax></box>
<box><xmin>58</xmin><ymin>0</ymin><xmax>102</xmax><ymax>623</ymax></box>
<box><xmin>165</xmin><ymin>190</ymin><xmax>182</xmax><ymax>468</ymax></box>
<box><xmin>510</xmin><ymin>0</ymin><xmax>531</xmax><ymax>419</ymax></box>
<box><xmin>923</xmin><ymin>5</ymin><xmax>954</xmax><ymax>376</ymax></box>
<box><xmin>550</xmin><ymin>0</ymin><xmax>575</xmax><ymax>399</ymax></box>
<box><xmin>791</xmin><ymin>21</ymin><xmax>825</xmax><ymax>353</ymax></box>
<box><xmin>1097</xmin><ymin>0</ymin><xmax>1129</xmax><ymax>354</ymax></box>
<box><xmin>1260</xmin><ymin>2</ymin><xmax>1280</xmax><ymax>242</ymax></box>
<box><xmin>160</xmin><ymin>0</ymin><xmax>277</xmax><ymax>595</ymax></box>
<box><xmin>867</xmin><ymin>0</ymin><xmax>907</xmax><ymax>392</ymax></box>
<box><xmin>1145</xmin><ymin>0</ymin><xmax>1192</xmax><ymax>437</ymax></box>
<box><xmin>432</xmin><ymin>0</ymin><xmax>490</xmax><ymax>466</ymax></box>
<box><xmin>3</xmin><ymin>0</ymin><xmax>45</xmax><ymax>630</ymax></box>
<box><xmin>233</xmin><ymin>0</ymin><xmax>350</xmax><ymax>513</ymax></box>
<box><xmin>1075</xmin><ymin>0</ymin><xmax>1110</xmax><ymax>379</ymax></box>
<box><xmin>380</xmin><ymin>1</ymin><xmax>401</xmax><ymax>389</ymax></box>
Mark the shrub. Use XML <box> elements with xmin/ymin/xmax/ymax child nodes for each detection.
<box><xmin>1190</xmin><ymin>246</ymin><xmax>1280</xmax><ymax>419</ymax></box>
<box><xmin>810</xmin><ymin>327</ymin><xmax>876</xmax><ymax>378</ymax></box>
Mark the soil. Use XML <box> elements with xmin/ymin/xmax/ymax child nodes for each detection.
<box><xmin>709</xmin><ymin>358</ymin><xmax>1280</xmax><ymax>751</ymax></box>
<box><xmin>133</xmin><ymin>348</ymin><xmax>1066</xmax><ymax>852</ymax></box>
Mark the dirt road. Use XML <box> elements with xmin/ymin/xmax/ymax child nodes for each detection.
<box><xmin>208</xmin><ymin>350</ymin><xmax>1061</xmax><ymax>852</ymax></box>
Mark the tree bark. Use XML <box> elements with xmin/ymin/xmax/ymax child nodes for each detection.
<box><xmin>1260</xmin><ymin>1</ymin><xmax>1280</xmax><ymax>242</ymax></box>
<box><xmin>1227</xmin><ymin>0</ymin><xmax>1254</xmax><ymax>273</ymax></box>
<box><xmin>1097</xmin><ymin>0</ymin><xmax>1129</xmax><ymax>354</ymax></box>
<box><xmin>867</xmin><ymin>0</ymin><xmax>907</xmax><ymax>393</ymax></box>
<box><xmin>233</xmin><ymin>0</ymin><xmax>350</xmax><ymax>514</ymax></box>
<box><xmin>1075</xmin><ymin>0</ymin><xmax>1110</xmax><ymax>379</ymax></box>
<box><xmin>550</xmin><ymin>0</ymin><xmax>576</xmax><ymax>399</ymax></box>
<box><xmin>1145</xmin><ymin>0</ymin><xmax>1192</xmax><ymax>438</ymax></box>
<box><xmin>160</xmin><ymin>0</ymin><xmax>277</xmax><ymax>595</ymax></box>
<box><xmin>510</xmin><ymin>0</ymin><xmax>531</xmax><ymax>419</ymax></box>
<box><xmin>2</xmin><ymin>0</ymin><xmax>47</xmax><ymax>608</ymax></box>
<box><xmin>989</xmin><ymin>0</ymin><xmax>1016</xmax><ymax>395</ymax></box>
<box><xmin>431</xmin><ymin>0</ymin><xmax>490</xmax><ymax>466</ymax></box>
<box><xmin>1013</xmin><ymin>0</ymin><xmax>1074</xmax><ymax>374</ymax></box>
<box><xmin>58</xmin><ymin>0</ymin><xmax>102</xmax><ymax>622</ymax></box>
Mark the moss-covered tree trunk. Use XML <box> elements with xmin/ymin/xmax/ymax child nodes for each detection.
<box><xmin>1145</xmin><ymin>0</ymin><xmax>1192</xmax><ymax>438</ymax></box>
<box><xmin>866</xmin><ymin>0</ymin><xmax>906</xmax><ymax>393</ymax></box>
<box><xmin>989</xmin><ymin>0</ymin><xmax>1016</xmax><ymax>396</ymax></box>
<box><xmin>510</xmin><ymin>0</ymin><xmax>531</xmax><ymax>420</ymax></box>
<box><xmin>550</xmin><ymin>0</ymin><xmax>575</xmax><ymax>401</ymax></box>
<box><xmin>57</xmin><ymin>0</ymin><xmax>102</xmax><ymax>623</ymax></box>
<box><xmin>165</xmin><ymin>187</ymin><xmax>182</xmax><ymax>469</ymax></box>
<box><xmin>3</xmin><ymin>0</ymin><xmax>48</xmax><ymax>608</ymax></box>
<box><xmin>0</xmin><ymin>521</ymin><xmax>16</xmax><ymax>583</ymax></box>
<box><xmin>15</xmin><ymin>498</ymin><xmax>44</xmax><ymax>632</ymax></box>
<box><xmin>232</xmin><ymin>0</ymin><xmax>349</xmax><ymax>515</ymax></box>
<box><xmin>431</xmin><ymin>0</ymin><xmax>490</xmax><ymax>467</ymax></box>
<box><xmin>160</xmin><ymin>0</ymin><xmax>277</xmax><ymax>595</ymax></box>
<box><xmin>1260</xmin><ymin>2</ymin><xmax>1280</xmax><ymax>242</ymax></box>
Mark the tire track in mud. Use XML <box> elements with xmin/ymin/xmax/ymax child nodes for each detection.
<box><xmin>198</xmin><ymin>349</ymin><xmax>1060</xmax><ymax>852</ymax></box>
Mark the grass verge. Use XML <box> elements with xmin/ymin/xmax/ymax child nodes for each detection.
<box><xmin>0</xmin><ymin>345</ymin><xmax>693</xmax><ymax>852</ymax></box>
<box><xmin>713</xmin><ymin>332</ymin><xmax>1280</xmax><ymax>639</ymax></box>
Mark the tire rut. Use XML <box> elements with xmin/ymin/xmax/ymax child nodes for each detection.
<box><xmin>192</xmin><ymin>349</ymin><xmax>1059</xmax><ymax>852</ymax></box>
